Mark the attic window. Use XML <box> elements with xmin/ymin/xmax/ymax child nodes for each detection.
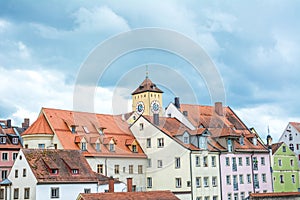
<box><xmin>51</xmin><ymin>169</ymin><xmax>59</xmax><ymax>174</ymax></box>
<box><xmin>239</xmin><ymin>137</ymin><xmax>244</xmax><ymax>145</ymax></box>
<box><xmin>252</xmin><ymin>137</ymin><xmax>257</xmax><ymax>146</ymax></box>
<box><xmin>109</xmin><ymin>143</ymin><xmax>115</xmax><ymax>152</ymax></box>
<box><xmin>82</xmin><ymin>126</ymin><xmax>89</xmax><ymax>133</ymax></box>
<box><xmin>81</xmin><ymin>142</ymin><xmax>87</xmax><ymax>151</ymax></box>
<box><xmin>71</xmin><ymin>169</ymin><xmax>79</xmax><ymax>174</ymax></box>
<box><xmin>12</xmin><ymin>137</ymin><xmax>18</xmax><ymax>144</ymax></box>
<box><xmin>71</xmin><ymin>125</ymin><xmax>77</xmax><ymax>133</ymax></box>
<box><xmin>199</xmin><ymin>124</ymin><xmax>204</xmax><ymax>128</ymax></box>
<box><xmin>98</xmin><ymin>128</ymin><xmax>104</xmax><ymax>135</ymax></box>
<box><xmin>95</xmin><ymin>143</ymin><xmax>101</xmax><ymax>152</ymax></box>
<box><xmin>132</xmin><ymin>144</ymin><xmax>137</xmax><ymax>153</ymax></box>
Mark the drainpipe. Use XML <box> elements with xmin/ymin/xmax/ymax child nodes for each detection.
<box><xmin>268</xmin><ymin>149</ymin><xmax>274</xmax><ymax>192</ymax></box>
<box><xmin>251</xmin><ymin>151</ymin><xmax>255</xmax><ymax>193</ymax></box>
<box><xmin>218</xmin><ymin>150</ymin><xmax>223</xmax><ymax>200</ymax></box>
<box><xmin>189</xmin><ymin>151</ymin><xmax>194</xmax><ymax>200</ymax></box>
<box><xmin>105</xmin><ymin>158</ymin><xmax>108</xmax><ymax>176</ymax></box>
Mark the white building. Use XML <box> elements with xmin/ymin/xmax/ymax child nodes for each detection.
<box><xmin>278</xmin><ymin>122</ymin><xmax>300</xmax><ymax>166</ymax></box>
<box><xmin>6</xmin><ymin>149</ymin><xmax>98</xmax><ymax>200</ymax></box>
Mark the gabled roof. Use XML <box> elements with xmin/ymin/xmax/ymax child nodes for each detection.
<box><xmin>22</xmin><ymin>114</ymin><xmax>53</xmax><ymax>136</ymax></box>
<box><xmin>77</xmin><ymin>190</ymin><xmax>179</xmax><ymax>200</ymax></box>
<box><xmin>131</xmin><ymin>77</ymin><xmax>163</xmax><ymax>95</ymax></box>
<box><xmin>23</xmin><ymin>108</ymin><xmax>146</xmax><ymax>159</ymax></box>
<box><xmin>23</xmin><ymin>149</ymin><xmax>98</xmax><ymax>183</ymax></box>
<box><xmin>271</xmin><ymin>142</ymin><xmax>284</xmax><ymax>155</ymax></box>
<box><xmin>290</xmin><ymin>122</ymin><xmax>300</xmax><ymax>132</ymax></box>
<box><xmin>0</xmin><ymin>127</ymin><xmax>22</xmax><ymax>149</ymax></box>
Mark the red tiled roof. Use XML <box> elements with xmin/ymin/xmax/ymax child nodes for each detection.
<box><xmin>0</xmin><ymin>127</ymin><xmax>22</xmax><ymax>149</ymax></box>
<box><xmin>23</xmin><ymin>149</ymin><xmax>98</xmax><ymax>183</ymax></box>
<box><xmin>290</xmin><ymin>122</ymin><xmax>300</xmax><ymax>133</ymax></box>
<box><xmin>131</xmin><ymin>77</ymin><xmax>163</xmax><ymax>95</ymax></box>
<box><xmin>250</xmin><ymin>192</ymin><xmax>300</xmax><ymax>197</ymax></box>
<box><xmin>22</xmin><ymin>114</ymin><xmax>53</xmax><ymax>136</ymax></box>
<box><xmin>24</xmin><ymin>108</ymin><xmax>146</xmax><ymax>159</ymax></box>
<box><xmin>77</xmin><ymin>190</ymin><xmax>179</xmax><ymax>200</ymax></box>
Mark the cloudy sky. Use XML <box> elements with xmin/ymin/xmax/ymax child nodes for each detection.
<box><xmin>0</xmin><ymin>1</ymin><xmax>299</xmax><ymax>141</ymax></box>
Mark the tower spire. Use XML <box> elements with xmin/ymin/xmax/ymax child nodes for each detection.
<box><xmin>146</xmin><ymin>65</ymin><xmax>149</xmax><ymax>78</ymax></box>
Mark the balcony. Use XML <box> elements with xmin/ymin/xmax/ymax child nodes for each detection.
<box><xmin>233</xmin><ymin>183</ymin><xmax>239</xmax><ymax>191</ymax></box>
<box><xmin>232</xmin><ymin>163</ymin><xmax>237</xmax><ymax>171</ymax></box>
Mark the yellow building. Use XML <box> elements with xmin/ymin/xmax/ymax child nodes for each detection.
<box><xmin>131</xmin><ymin>76</ymin><xmax>163</xmax><ymax>116</ymax></box>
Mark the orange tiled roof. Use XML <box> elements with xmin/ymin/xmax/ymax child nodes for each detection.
<box><xmin>22</xmin><ymin>114</ymin><xmax>53</xmax><ymax>136</ymax></box>
<box><xmin>250</xmin><ymin>192</ymin><xmax>300</xmax><ymax>197</ymax></box>
<box><xmin>78</xmin><ymin>190</ymin><xmax>179</xmax><ymax>200</ymax></box>
<box><xmin>0</xmin><ymin>127</ymin><xmax>22</xmax><ymax>149</ymax></box>
<box><xmin>271</xmin><ymin>142</ymin><xmax>284</xmax><ymax>154</ymax></box>
<box><xmin>131</xmin><ymin>77</ymin><xmax>163</xmax><ymax>95</ymax></box>
<box><xmin>290</xmin><ymin>122</ymin><xmax>300</xmax><ymax>133</ymax></box>
<box><xmin>24</xmin><ymin>108</ymin><xmax>146</xmax><ymax>159</ymax></box>
<box><xmin>23</xmin><ymin>149</ymin><xmax>98</xmax><ymax>183</ymax></box>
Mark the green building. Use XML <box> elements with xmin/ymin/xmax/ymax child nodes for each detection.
<box><xmin>271</xmin><ymin>142</ymin><xmax>300</xmax><ymax>192</ymax></box>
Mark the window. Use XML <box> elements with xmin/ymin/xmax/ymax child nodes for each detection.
<box><xmin>1</xmin><ymin>170</ymin><xmax>7</xmax><ymax>180</ymax></box>
<box><xmin>199</xmin><ymin>136</ymin><xmax>208</xmax><ymax>149</ymax></box>
<box><xmin>2</xmin><ymin>153</ymin><xmax>8</xmax><ymax>161</ymax></box>
<box><xmin>253</xmin><ymin>157</ymin><xmax>258</xmax><ymax>170</ymax></box>
<box><xmin>146</xmin><ymin>138</ymin><xmax>151</xmax><ymax>148</ymax></box>
<box><xmin>211</xmin><ymin>156</ymin><xmax>216</xmax><ymax>167</ymax></box>
<box><xmin>226</xmin><ymin>157</ymin><xmax>230</xmax><ymax>166</ymax></box>
<box><xmin>51</xmin><ymin>187</ymin><xmax>59</xmax><ymax>198</ymax></box>
<box><xmin>246</xmin><ymin>157</ymin><xmax>250</xmax><ymax>166</ymax></box>
<box><xmin>0</xmin><ymin>137</ymin><xmax>6</xmax><ymax>144</ymax></box>
<box><xmin>0</xmin><ymin>189</ymin><xmax>4</xmax><ymax>200</ymax></box>
<box><xmin>292</xmin><ymin>174</ymin><xmax>296</xmax><ymax>183</ymax></box>
<box><xmin>24</xmin><ymin>144</ymin><xmax>28</xmax><ymax>148</ymax></box>
<box><xmin>196</xmin><ymin>197</ymin><xmax>202</xmax><ymax>200</ymax></box>
<box><xmin>240</xmin><ymin>192</ymin><xmax>245</xmax><ymax>200</ymax></box>
<box><xmin>24</xmin><ymin>188</ymin><xmax>30</xmax><ymax>199</ymax></box>
<box><xmin>82</xmin><ymin>126</ymin><xmax>89</xmax><ymax>133</ymax></box>
<box><xmin>212</xmin><ymin>176</ymin><xmax>217</xmax><ymax>186</ymax></box>
<box><xmin>84</xmin><ymin>188</ymin><xmax>91</xmax><ymax>193</ymax></box>
<box><xmin>233</xmin><ymin>193</ymin><xmax>238</xmax><ymax>200</ymax></box>
<box><xmin>72</xmin><ymin>169</ymin><xmax>79</xmax><ymax>174</ymax></box>
<box><xmin>262</xmin><ymin>174</ymin><xmax>266</xmax><ymax>183</ymax></box>
<box><xmin>132</xmin><ymin>144</ymin><xmax>137</xmax><ymax>152</ymax></box>
<box><xmin>13</xmin><ymin>188</ymin><xmax>19</xmax><ymax>199</ymax></box>
<box><xmin>227</xmin><ymin>139</ymin><xmax>233</xmax><ymax>152</ymax></box>
<box><xmin>147</xmin><ymin>159</ymin><xmax>152</xmax><ymax>168</ymax></box>
<box><xmin>13</xmin><ymin>153</ymin><xmax>18</xmax><ymax>160</ymax></box>
<box><xmin>175</xmin><ymin>178</ymin><xmax>182</xmax><ymax>188</ymax></box>
<box><xmin>147</xmin><ymin>177</ymin><xmax>152</xmax><ymax>188</ymax></box>
<box><xmin>247</xmin><ymin>174</ymin><xmax>251</xmax><ymax>183</ymax></box>
<box><xmin>157</xmin><ymin>160</ymin><xmax>163</xmax><ymax>168</ymax></box>
<box><xmin>196</xmin><ymin>177</ymin><xmax>201</xmax><ymax>187</ymax></box>
<box><xmin>213</xmin><ymin>196</ymin><xmax>218</xmax><ymax>200</ymax></box>
<box><xmin>109</xmin><ymin>143</ymin><xmax>115</xmax><ymax>152</ymax></box>
<box><xmin>157</xmin><ymin>138</ymin><xmax>164</xmax><ymax>148</ymax></box>
<box><xmin>51</xmin><ymin>169</ymin><xmax>58</xmax><ymax>174</ymax></box>
<box><xmin>196</xmin><ymin>156</ymin><xmax>200</xmax><ymax>167</ymax></box>
<box><xmin>175</xmin><ymin>157</ymin><xmax>181</xmax><ymax>168</ymax></box>
<box><xmin>239</xmin><ymin>174</ymin><xmax>244</xmax><ymax>184</ymax></box>
<box><xmin>203</xmin><ymin>177</ymin><xmax>209</xmax><ymax>187</ymax></box>
<box><xmin>261</xmin><ymin>157</ymin><xmax>265</xmax><ymax>165</ymax></box>
<box><xmin>114</xmin><ymin>165</ymin><xmax>119</xmax><ymax>174</ymax></box>
<box><xmin>12</xmin><ymin>137</ymin><xmax>18</xmax><ymax>144</ymax></box>
<box><xmin>289</xmin><ymin>133</ymin><xmax>293</xmax><ymax>141</ymax></box>
<box><xmin>81</xmin><ymin>142</ymin><xmax>87</xmax><ymax>151</ymax></box>
<box><xmin>253</xmin><ymin>137</ymin><xmax>257</xmax><ymax>146</ymax></box>
<box><xmin>239</xmin><ymin>137</ymin><xmax>244</xmax><ymax>145</ymax></box>
<box><xmin>204</xmin><ymin>197</ymin><xmax>210</xmax><ymax>200</ymax></box>
<box><xmin>38</xmin><ymin>144</ymin><xmax>45</xmax><ymax>149</ymax></box>
<box><xmin>15</xmin><ymin>170</ymin><xmax>18</xmax><ymax>178</ymax></box>
<box><xmin>184</xmin><ymin>136</ymin><xmax>189</xmax><ymax>144</ymax></box>
<box><xmin>278</xmin><ymin>159</ymin><xmax>282</xmax><ymax>166</ymax></box>
<box><xmin>291</xmin><ymin>159</ymin><xmax>294</xmax><ymax>166</ymax></box>
<box><xmin>129</xmin><ymin>165</ymin><xmax>133</xmax><ymax>174</ymax></box>
<box><xmin>289</xmin><ymin>143</ymin><xmax>294</xmax><ymax>151</ymax></box>
<box><xmin>95</xmin><ymin>143</ymin><xmax>100</xmax><ymax>152</ymax></box>
<box><xmin>297</xmin><ymin>144</ymin><xmax>300</xmax><ymax>150</ymax></box>
<box><xmin>232</xmin><ymin>157</ymin><xmax>237</xmax><ymax>171</ymax></box>
<box><xmin>283</xmin><ymin>146</ymin><xmax>286</xmax><ymax>152</ymax></box>
<box><xmin>238</xmin><ymin>157</ymin><xmax>242</xmax><ymax>166</ymax></box>
<box><xmin>97</xmin><ymin>164</ymin><xmax>103</xmax><ymax>174</ymax></box>
<box><xmin>187</xmin><ymin>181</ymin><xmax>191</xmax><ymax>187</ymax></box>
<box><xmin>23</xmin><ymin>169</ymin><xmax>26</xmax><ymax>177</ymax></box>
<box><xmin>226</xmin><ymin>175</ymin><xmax>231</xmax><ymax>185</ymax></box>
<box><xmin>138</xmin><ymin>165</ymin><xmax>143</xmax><ymax>174</ymax></box>
<box><xmin>203</xmin><ymin>156</ymin><xmax>208</xmax><ymax>167</ymax></box>
<box><xmin>139</xmin><ymin>123</ymin><xmax>144</xmax><ymax>131</ymax></box>
<box><xmin>280</xmin><ymin>175</ymin><xmax>284</xmax><ymax>183</ymax></box>
<box><xmin>227</xmin><ymin>193</ymin><xmax>232</xmax><ymax>200</ymax></box>
<box><xmin>71</xmin><ymin>125</ymin><xmax>76</xmax><ymax>133</ymax></box>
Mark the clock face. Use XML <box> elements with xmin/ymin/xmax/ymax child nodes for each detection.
<box><xmin>136</xmin><ymin>101</ymin><xmax>145</xmax><ymax>114</ymax></box>
<box><xmin>151</xmin><ymin>100</ymin><xmax>160</xmax><ymax>114</ymax></box>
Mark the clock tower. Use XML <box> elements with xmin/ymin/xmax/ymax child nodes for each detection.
<box><xmin>131</xmin><ymin>75</ymin><xmax>163</xmax><ymax>116</ymax></box>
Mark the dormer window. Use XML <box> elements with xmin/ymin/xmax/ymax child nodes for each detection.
<box><xmin>199</xmin><ymin>136</ymin><xmax>208</xmax><ymax>150</ymax></box>
<box><xmin>227</xmin><ymin>139</ymin><xmax>233</xmax><ymax>152</ymax></box>
<box><xmin>51</xmin><ymin>169</ymin><xmax>59</xmax><ymax>174</ymax></box>
<box><xmin>81</xmin><ymin>142</ymin><xmax>87</xmax><ymax>151</ymax></box>
<box><xmin>239</xmin><ymin>137</ymin><xmax>244</xmax><ymax>145</ymax></box>
<box><xmin>71</xmin><ymin>125</ymin><xmax>77</xmax><ymax>133</ymax></box>
<box><xmin>12</xmin><ymin>137</ymin><xmax>18</xmax><ymax>144</ymax></box>
<box><xmin>252</xmin><ymin>137</ymin><xmax>257</xmax><ymax>146</ymax></box>
<box><xmin>132</xmin><ymin>144</ymin><xmax>137</xmax><ymax>153</ymax></box>
<box><xmin>183</xmin><ymin>136</ymin><xmax>189</xmax><ymax>144</ymax></box>
<box><xmin>82</xmin><ymin>126</ymin><xmax>89</xmax><ymax>133</ymax></box>
<box><xmin>72</xmin><ymin>169</ymin><xmax>79</xmax><ymax>174</ymax></box>
<box><xmin>0</xmin><ymin>137</ymin><xmax>6</xmax><ymax>144</ymax></box>
<box><xmin>109</xmin><ymin>143</ymin><xmax>115</xmax><ymax>152</ymax></box>
<box><xmin>95</xmin><ymin>143</ymin><xmax>101</xmax><ymax>152</ymax></box>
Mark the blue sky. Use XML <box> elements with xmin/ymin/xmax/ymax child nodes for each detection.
<box><xmin>0</xmin><ymin>1</ymin><xmax>300</xmax><ymax>141</ymax></box>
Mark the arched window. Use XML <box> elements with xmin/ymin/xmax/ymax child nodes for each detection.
<box><xmin>289</xmin><ymin>143</ymin><xmax>294</xmax><ymax>151</ymax></box>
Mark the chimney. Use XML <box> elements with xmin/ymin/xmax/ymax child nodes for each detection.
<box><xmin>108</xmin><ymin>176</ymin><xmax>114</xmax><ymax>193</ymax></box>
<box><xmin>215</xmin><ymin>102</ymin><xmax>223</xmax><ymax>116</ymax></box>
<box><xmin>153</xmin><ymin>114</ymin><xmax>159</xmax><ymax>126</ymax></box>
<box><xmin>7</xmin><ymin>119</ymin><xmax>11</xmax><ymax>128</ymax></box>
<box><xmin>127</xmin><ymin>177</ymin><xmax>133</xmax><ymax>192</ymax></box>
<box><xmin>22</xmin><ymin>118</ymin><xmax>30</xmax><ymax>129</ymax></box>
<box><xmin>174</xmin><ymin>97</ymin><xmax>180</xmax><ymax>109</ymax></box>
<box><xmin>183</xmin><ymin>111</ymin><xmax>188</xmax><ymax>117</ymax></box>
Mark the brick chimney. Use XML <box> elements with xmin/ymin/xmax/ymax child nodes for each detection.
<box><xmin>174</xmin><ymin>97</ymin><xmax>180</xmax><ymax>109</ymax></box>
<box><xmin>108</xmin><ymin>176</ymin><xmax>114</xmax><ymax>193</ymax></box>
<box><xmin>153</xmin><ymin>114</ymin><xmax>159</xmax><ymax>126</ymax></box>
<box><xmin>215</xmin><ymin>102</ymin><xmax>223</xmax><ymax>116</ymax></box>
<box><xmin>7</xmin><ymin>119</ymin><xmax>11</xmax><ymax>128</ymax></box>
<box><xmin>22</xmin><ymin>118</ymin><xmax>30</xmax><ymax>129</ymax></box>
<box><xmin>127</xmin><ymin>177</ymin><xmax>133</xmax><ymax>192</ymax></box>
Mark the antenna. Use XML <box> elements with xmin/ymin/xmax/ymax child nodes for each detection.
<box><xmin>146</xmin><ymin>65</ymin><xmax>149</xmax><ymax>78</ymax></box>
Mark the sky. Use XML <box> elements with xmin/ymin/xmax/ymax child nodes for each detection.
<box><xmin>0</xmin><ymin>0</ymin><xmax>300</xmax><ymax>142</ymax></box>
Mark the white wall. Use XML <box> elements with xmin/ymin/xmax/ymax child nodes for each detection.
<box><xmin>165</xmin><ymin>103</ymin><xmax>195</xmax><ymax>130</ymax></box>
<box><xmin>98</xmin><ymin>183</ymin><xmax>127</xmax><ymax>192</ymax></box>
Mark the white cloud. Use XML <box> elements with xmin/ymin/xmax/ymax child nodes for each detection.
<box><xmin>0</xmin><ymin>19</ymin><xmax>10</xmax><ymax>33</ymax></box>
